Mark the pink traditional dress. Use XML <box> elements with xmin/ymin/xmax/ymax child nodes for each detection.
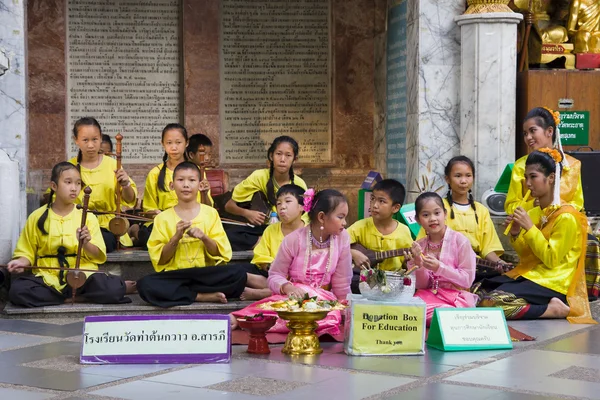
<box><xmin>232</xmin><ymin>226</ymin><xmax>352</xmax><ymax>342</ymax></box>
<box><xmin>409</xmin><ymin>227</ymin><xmax>478</xmax><ymax>326</ymax></box>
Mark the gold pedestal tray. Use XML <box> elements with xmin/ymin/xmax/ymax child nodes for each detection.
<box><xmin>277</xmin><ymin>310</ymin><xmax>329</xmax><ymax>355</ymax></box>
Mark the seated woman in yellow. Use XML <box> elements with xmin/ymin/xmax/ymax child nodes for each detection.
<box><xmin>505</xmin><ymin>107</ymin><xmax>583</xmax><ymax>214</ymax></box>
<box><xmin>7</xmin><ymin>162</ymin><xmax>133</xmax><ymax>307</ymax></box>
<box><xmin>70</xmin><ymin>117</ymin><xmax>138</xmax><ymax>252</ymax></box>
<box><xmin>239</xmin><ymin>184</ymin><xmax>306</xmax><ymax>301</ymax></box>
<box><xmin>134</xmin><ymin>124</ymin><xmax>212</xmax><ymax>248</ymax></box>
<box><xmin>137</xmin><ymin>162</ymin><xmax>265</xmax><ymax>307</ymax></box>
<box><xmin>418</xmin><ymin>156</ymin><xmax>507</xmax><ymax>274</ymax></box>
<box><xmin>223</xmin><ymin>136</ymin><xmax>307</xmax><ymax>250</ymax></box>
<box><xmin>475</xmin><ymin>149</ymin><xmax>595</xmax><ymax>324</ymax></box>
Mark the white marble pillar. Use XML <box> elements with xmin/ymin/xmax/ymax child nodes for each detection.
<box><xmin>455</xmin><ymin>13</ymin><xmax>522</xmax><ymax>199</ymax></box>
<box><xmin>0</xmin><ymin>0</ymin><xmax>27</xmax><ymax>260</ymax></box>
<box><xmin>404</xmin><ymin>0</ymin><xmax>464</xmax><ymax>201</ymax></box>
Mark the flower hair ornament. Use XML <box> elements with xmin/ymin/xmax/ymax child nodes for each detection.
<box><xmin>538</xmin><ymin>147</ymin><xmax>562</xmax><ymax>207</ymax></box>
<box><xmin>303</xmin><ymin>188</ymin><xmax>316</xmax><ymax>213</ymax></box>
<box><xmin>543</xmin><ymin>106</ymin><xmax>569</xmax><ymax>169</ymax></box>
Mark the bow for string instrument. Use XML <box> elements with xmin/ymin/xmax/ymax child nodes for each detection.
<box><xmin>108</xmin><ymin>133</ymin><xmax>130</xmax><ymax>247</ymax></box>
<box><xmin>66</xmin><ymin>186</ymin><xmax>92</xmax><ymax>304</ymax></box>
<box><xmin>198</xmin><ymin>144</ymin><xmax>210</xmax><ymax>205</ymax></box>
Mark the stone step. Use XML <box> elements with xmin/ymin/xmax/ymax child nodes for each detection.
<box><xmin>2</xmin><ymin>294</ymin><xmax>252</xmax><ymax>319</ymax></box>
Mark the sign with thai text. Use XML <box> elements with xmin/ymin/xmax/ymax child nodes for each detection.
<box><xmin>344</xmin><ymin>297</ymin><xmax>426</xmax><ymax>355</ymax></box>
<box><xmin>426</xmin><ymin>308</ymin><xmax>512</xmax><ymax>351</ymax></box>
<box><xmin>558</xmin><ymin>111</ymin><xmax>589</xmax><ymax>146</ymax></box>
<box><xmin>80</xmin><ymin>315</ymin><xmax>230</xmax><ymax>364</ymax></box>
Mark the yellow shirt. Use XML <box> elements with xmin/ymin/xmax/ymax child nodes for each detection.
<box><xmin>148</xmin><ymin>206</ymin><xmax>232</xmax><ymax>272</ymax></box>
<box><xmin>143</xmin><ymin>163</ymin><xmax>213</xmax><ymax>213</ymax></box>
<box><xmin>417</xmin><ymin>198</ymin><xmax>504</xmax><ymax>258</ymax></box>
<box><xmin>347</xmin><ymin>217</ymin><xmax>413</xmax><ymax>271</ymax></box>
<box><xmin>505</xmin><ymin>154</ymin><xmax>584</xmax><ymax>214</ymax></box>
<box><xmin>251</xmin><ymin>221</ymin><xmax>306</xmax><ymax>266</ymax></box>
<box><xmin>69</xmin><ymin>156</ymin><xmax>138</xmax><ymax>246</ymax></box>
<box><xmin>511</xmin><ymin>207</ymin><xmax>582</xmax><ymax>295</ymax></box>
<box><xmin>12</xmin><ymin>206</ymin><xmax>106</xmax><ymax>291</ymax></box>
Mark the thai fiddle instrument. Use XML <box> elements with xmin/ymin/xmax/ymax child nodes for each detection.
<box><xmin>198</xmin><ymin>144</ymin><xmax>210</xmax><ymax>206</ymax></box>
<box><xmin>503</xmin><ymin>189</ymin><xmax>531</xmax><ymax>236</ymax></box>
<box><xmin>108</xmin><ymin>133</ymin><xmax>130</xmax><ymax>244</ymax></box>
<box><xmin>351</xmin><ymin>243</ymin><xmax>514</xmax><ymax>273</ymax></box>
<box><xmin>67</xmin><ymin>186</ymin><xmax>92</xmax><ymax>304</ymax></box>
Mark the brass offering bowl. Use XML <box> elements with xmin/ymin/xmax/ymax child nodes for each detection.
<box><xmin>277</xmin><ymin>310</ymin><xmax>329</xmax><ymax>355</ymax></box>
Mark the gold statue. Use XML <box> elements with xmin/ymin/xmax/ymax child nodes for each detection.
<box><xmin>567</xmin><ymin>0</ymin><xmax>600</xmax><ymax>53</ymax></box>
<box><xmin>514</xmin><ymin>0</ymin><xmax>569</xmax><ymax>44</ymax></box>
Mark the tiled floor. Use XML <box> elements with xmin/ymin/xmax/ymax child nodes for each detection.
<box><xmin>0</xmin><ymin>304</ymin><xmax>598</xmax><ymax>399</ymax></box>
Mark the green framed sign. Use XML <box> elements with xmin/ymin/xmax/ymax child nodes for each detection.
<box><xmin>426</xmin><ymin>308</ymin><xmax>513</xmax><ymax>352</ymax></box>
<box><xmin>558</xmin><ymin>111</ymin><xmax>589</xmax><ymax>146</ymax></box>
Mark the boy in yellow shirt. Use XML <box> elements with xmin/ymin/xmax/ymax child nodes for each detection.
<box><xmin>137</xmin><ymin>162</ymin><xmax>263</xmax><ymax>307</ymax></box>
<box><xmin>347</xmin><ymin>179</ymin><xmax>413</xmax><ymax>293</ymax></box>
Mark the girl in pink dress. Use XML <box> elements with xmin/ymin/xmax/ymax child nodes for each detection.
<box><xmin>232</xmin><ymin>189</ymin><xmax>353</xmax><ymax>342</ymax></box>
<box><xmin>407</xmin><ymin>192</ymin><xmax>478</xmax><ymax>326</ymax></box>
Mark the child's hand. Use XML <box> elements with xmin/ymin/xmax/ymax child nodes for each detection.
<box><xmin>7</xmin><ymin>258</ymin><xmax>30</xmax><ymax>274</ymax></box>
<box><xmin>402</xmin><ymin>249</ymin><xmax>413</xmax><ymax>262</ymax></box>
<box><xmin>199</xmin><ymin>179</ymin><xmax>210</xmax><ymax>193</ymax></box>
<box><xmin>115</xmin><ymin>169</ymin><xmax>131</xmax><ymax>187</ymax></box>
<box><xmin>187</xmin><ymin>227</ymin><xmax>206</xmax><ymax>240</ymax></box>
<box><xmin>244</xmin><ymin>210</ymin><xmax>267</xmax><ymax>226</ymax></box>
<box><xmin>351</xmin><ymin>249</ymin><xmax>370</xmax><ymax>269</ymax></box>
<box><xmin>77</xmin><ymin>226</ymin><xmax>92</xmax><ymax>245</ymax></box>
<box><xmin>410</xmin><ymin>242</ymin><xmax>423</xmax><ymax>266</ymax></box>
<box><xmin>512</xmin><ymin>207</ymin><xmax>533</xmax><ymax>231</ymax></box>
<box><xmin>421</xmin><ymin>254</ymin><xmax>440</xmax><ymax>272</ymax></box>
<box><xmin>283</xmin><ymin>283</ymin><xmax>306</xmax><ymax>298</ymax></box>
<box><xmin>174</xmin><ymin>220</ymin><xmax>192</xmax><ymax>241</ymax></box>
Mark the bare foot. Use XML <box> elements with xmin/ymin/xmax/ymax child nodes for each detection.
<box><xmin>229</xmin><ymin>314</ymin><xmax>239</xmax><ymax>330</ymax></box>
<box><xmin>240</xmin><ymin>287</ymin><xmax>272</xmax><ymax>301</ymax></box>
<box><xmin>195</xmin><ymin>292</ymin><xmax>227</xmax><ymax>303</ymax></box>
<box><xmin>125</xmin><ymin>280</ymin><xmax>137</xmax><ymax>294</ymax></box>
<box><xmin>246</xmin><ymin>273</ymin><xmax>268</xmax><ymax>289</ymax></box>
<box><xmin>541</xmin><ymin>297</ymin><xmax>570</xmax><ymax>319</ymax></box>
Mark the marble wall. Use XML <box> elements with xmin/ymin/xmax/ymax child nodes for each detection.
<box><xmin>405</xmin><ymin>0</ymin><xmax>464</xmax><ymax>201</ymax></box>
<box><xmin>0</xmin><ymin>0</ymin><xmax>27</xmax><ymax>225</ymax></box>
<box><xmin>25</xmin><ymin>0</ymin><xmax>387</xmax><ymax>223</ymax></box>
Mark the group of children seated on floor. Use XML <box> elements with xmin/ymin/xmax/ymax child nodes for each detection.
<box><xmin>3</xmin><ymin>107</ymin><xmax>596</xmax><ymax>339</ymax></box>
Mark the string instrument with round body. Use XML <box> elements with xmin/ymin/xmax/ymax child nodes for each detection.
<box><xmin>108</xmin><ymin>133</ymin><xmax>130</xmax><ymax>242</ymax></box>
<box><xmin>66</xmin><ymin>186</ymin><xmax>92</xmax><ymax>304</ymax></box>
<box><xmin>198</xmin><ymin>144</ymin><xmax>210</xmax><ymax>205</ymax></box>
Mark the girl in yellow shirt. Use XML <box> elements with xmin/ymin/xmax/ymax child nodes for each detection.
<box><xmin>7</xmin><ymin>162</ymin><xmax>132</xmax><ymax>307</ymax></box>
<box><xmin>505</xmin><ymin>107</ymin><xmax>584</xmax><ymax>214</ymax></box>
<box><xmin>69</xmin><ymin>117</ymin><xmax>138</xmax><ymax>252</ymax></box>
<box><xmin>135</xmin><ymin>124</ymin><xmax>211</xmax><ymax>248</ymax></box>
<box><xmin>137</xmin><ymin>162</ymin><xmax>264</xmax><ymax>307</ymax></box>
<box><xmin>476</xmin><ymin>149</ymin><xmax>594</xmax><ymax>323</ymax></box>
<box><xmin>239</xmin><ymin>184</ymin><xmax>306</xmax><ymax>300</ymax></box>
<box><xmin>223</xmin><ymin>136</ymin><xmax>307</xmax><ymax>250</ymax></box>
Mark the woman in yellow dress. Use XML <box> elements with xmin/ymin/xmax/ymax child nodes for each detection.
<box><xmin>476</xmin><ymin>149</ymin><xmax>595</xmax><ymax>323</ymax></box>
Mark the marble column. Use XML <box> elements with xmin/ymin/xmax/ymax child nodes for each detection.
<box><xmin>455</xmin><ymin>13</ymin><xmax>522</xmax><ymax>198</ymax></box>
<box><xmin>405</xmin><ymin>0</ymin><xmax>464</xmax><ymax>201</ymax></box>
<box><xmin>0</xmin><ymin>0</ymin><xmax>27</xmax><ymax>258</ymax></box>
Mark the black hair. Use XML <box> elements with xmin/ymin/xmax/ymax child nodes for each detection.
<box><xmin>101</xmin><ymin>134</ymin><xmax>113</xmax><ymax>152</ymax></box>
<box><xmin>372</xmin><ymin>179</ymin><xmax>406</xmax><ymax>206</ymax></box>
<box><xmin>524</xmin><ymin>107</ymin><xmax>557</xmax><ymax>143</ymax></box>
<box><xmin>186</xmin><ymin>133</ymin><xmax>213</xmax><ymax>154</ymax></box>
<box><xmin>173</xmin><ymin>161</ymin><xmax>202</xmax><ymax>180</ymax></box>
<box><xmin>158</xmin><ymin>123</ymin><xmax>189</xmax><ymax>192</ymax></box>
<box><xmin>444</xmin><ymin>156</ymin><xmax>478</xmax><ymax>224</ymax></box>
<box><xmin>38</xmin><ymin>162</ymin><xmax>80</xmax><ymax>235</ymax></box>
<box><xmin>415</xmin><ymin>192</ymin><xmax>446</xmax><ymax>216</ymax></box>
<box><xmin>276</xmin><ymin>184</ymin><xmax>305</xmax><ymax>206</ymax></box>
<box><xmin>307</xmin><ymin>189</ymin><xmax>347</xmax><ymax>221</ymax></box>
<box><xmin>72</xmin><ymin>117</ymin><xmax>102</xmax><ymax>177</ymax></box>
<box><xmin>525</xmin><ymin>150</ymin><xmax>562</xmax><ymax>177</ymax></box>
<box><xmin>265</xmin><ymin>136</ymin><xmax>299</xmax><ymax>206</ymax></box>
